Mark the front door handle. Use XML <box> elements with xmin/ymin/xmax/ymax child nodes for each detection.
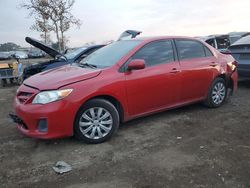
<box><xmin>170</xmin><ymin>68</ymin><xmax>180</xmax><ymax>73</ymax></box>
<box><xmin>209</xmin><ymin>62</ymin><xmax>218</xmax><ymax>67</ymax></box>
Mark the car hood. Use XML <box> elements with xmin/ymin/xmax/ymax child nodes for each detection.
<box><xmin>25</xmin><ymin>37</ymin><xmax>63</xmax><ymax>59</ymax></box>
<box><xmin>24</xmin><ymin>65</ymin><xmax>101</xmax><ymax>90</ymax></box>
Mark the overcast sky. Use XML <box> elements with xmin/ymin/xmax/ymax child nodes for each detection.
<box><xmin>0</xmin><ymin>0</ymin><xmax>249</xmax><ymax>47</ymax></box>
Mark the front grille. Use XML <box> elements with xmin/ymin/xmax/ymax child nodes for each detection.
<box><xmin>17</xmin><ymin>92</ymin><xmax>33</xmax><ymax>104</ymax></box>
<box><xmin>9</xmin><ymin>113</ymin><xmax>28</xmax><ymax>130</ymax></box>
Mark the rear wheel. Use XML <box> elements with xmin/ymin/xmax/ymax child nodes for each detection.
<box><xmin>74</xmin><ymin>99</ymin><xmax>119</xmax><ymax>144</ymax></box>
<box><xmin>204</xmin><ymin>77</ymin><xmax>227</xmax><ymax>108</ymax></box>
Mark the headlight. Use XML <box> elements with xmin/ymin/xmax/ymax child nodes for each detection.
<box><xmin>32</xmin><ymin>89</ymin><xmax>73</xmax><ymax>104</ymax></box>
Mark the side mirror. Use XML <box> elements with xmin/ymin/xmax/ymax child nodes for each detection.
<box><xmin>127</xmin><ymin>59</ymin><xmax>145</xmax><ymax>71</ymax></box>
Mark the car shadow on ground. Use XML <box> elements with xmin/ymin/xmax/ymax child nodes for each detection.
<box><xmin>119</xmin><ymin>103</ymin><xmax>205</xmax><ymax>130</ymax></box>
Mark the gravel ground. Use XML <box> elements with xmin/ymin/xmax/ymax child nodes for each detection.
<box><xmin>0</xmin><ymin>80</ymin><xmax>249</xmax><ymax>188</ymax></box>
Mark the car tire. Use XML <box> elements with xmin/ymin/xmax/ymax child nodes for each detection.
<box><xmin>74</xmin><ymin>98</ymin><xmax>120</xmax><ymax>144</ymax></box>
<box><xmin>204</xmin><ymin>77</ymin><xmax>227</xmax><ymax>108</ymax></box>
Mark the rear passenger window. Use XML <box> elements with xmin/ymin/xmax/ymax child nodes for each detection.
<box><xmin>132</xmin><ymin>40</ymin><xmax>174</xmax><ymax>67</ymax></box>
<box><xmin>176</xmin><ymin>40</ymin><xmax>206</xmax><ymax>60</ymax></box>
<box><xmin>204</xmin><ymin>46</ymin><xmax>213</xmax><ymax>57</ymax></box>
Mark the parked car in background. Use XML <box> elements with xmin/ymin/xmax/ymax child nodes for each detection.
<box><xmin>199</xmin><ymin>35</ymin><xmax>231</xmax><ymax>52</ymax></box>
<box><xmin>14</xmin><ymin>51</ymin><xmax>28</xmax><ymax>59</ymax></box>
<box><xmin>227</xmin><ymin>35</ymin><xmax>250</xmax><ymax>78</ymax></box>
<box><xmin>28</xmin><ymin>49</ymin><xmax>44</xmax><ymax>58</ymax></box>
<box><xmin>10</xmin><ymin>36</ymin><xmax>238</xmax><ymax>143</ymax></box>
<box><xmin>118</xmin><ymin>30</ymin><xmax>142</xmax><ymax>40</ymax></box>
<box><xmin>0</xmin><ymin>52</ymin><xmax>11</xmax><ymax>60</ymax></box>
<box><xmin>228</xmin><ymin>31</ymin><xmax>250</xmax><ymax>44</ymax></box>
<box><xmin>23</xmin><ymin>37</ymin><xmax>105</xmax><ymax>80</ymax></box>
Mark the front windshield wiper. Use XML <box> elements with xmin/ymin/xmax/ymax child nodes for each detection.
<box><xmin>79</xmin><ymin>63</ymin><xmax>97</xmax><ymax>69</ymax></box>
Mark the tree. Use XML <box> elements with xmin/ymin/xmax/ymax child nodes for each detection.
<box><xmin>46</xmin><ymin>0</ymin><xmax>81</xmax><ymax>51</ymax></box>
<box><xmin>30</xmin><ymin>17</ymin><xmax>52</xmax><ymax>44</ymax></box>
<box><xmin>21</xmin><ymin>0</ymin><xmax>82</xmax><ymax>52</ymax></box>
<box><xmin>20</xmin><ymin>0</ymin><xmax>52</xmax><ymax>44</ymax></box>
<box><xmin>40</xmin><ymin>33</ymin><xmax>52</xmax><ymax>45</ymax></box>
<box><xmin>0</xmin><ymin>43</ymin><xmax>20</xmax><ymax>51</ymax></box>
<box><xmin>51</xmin><ymin>42</ymin><xmax>60</xmax><ymax>51</ymax></box>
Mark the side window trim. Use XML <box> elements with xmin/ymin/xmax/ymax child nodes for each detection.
<box><xmin>171</xmin><ymin>39</ymin><xmax>178</xmax><ymax>62</ymax></box>
<box><xmin>173</xmin><ymin>39</ymin><xmax>180</xmax><ymax>61</ymax></box>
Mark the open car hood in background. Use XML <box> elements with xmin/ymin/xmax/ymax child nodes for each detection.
<box><xmin>25</xmin><ymin>37</ymin><xmax>63</xmax><ymax>59</ymax></box>
<box><xmin>230</xmin><ymin>35</ymin><xmax>250</xmax><ymax>47</ymax></box>
<box><xmin>118</xmin><ymin>30</ymin><xmax>142</xmax><ymax>41</ymax></box>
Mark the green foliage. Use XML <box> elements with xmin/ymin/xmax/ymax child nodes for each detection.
<box><xmin>0</xmin><ymin>43</ymin><xmax>20</xmax><ymax>52</ymax></box>
<box><xmin>51</xmin><ymin>42</ymin><xmax>60</xmax><ymax>51</ymax></box>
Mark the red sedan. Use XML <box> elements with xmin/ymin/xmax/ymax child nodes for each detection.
<box><xmin>10</xmin><ymin>36</ymin><xmax>238</xmax><ymax>143</ymax></box>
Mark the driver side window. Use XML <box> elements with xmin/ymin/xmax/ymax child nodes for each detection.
<box><xmin>131</xmin><ymin>40</ymin><xmax>175</xmax><ymax>67</ymax></box>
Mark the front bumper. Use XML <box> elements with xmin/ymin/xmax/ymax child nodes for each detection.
<box><xmin>13</xmin><ymin>85</ymin><xmax>78</xmax><ymax>139</ymax></box>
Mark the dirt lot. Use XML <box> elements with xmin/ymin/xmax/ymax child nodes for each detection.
<box><xmin>0</xmin><ymin>81</ymin><xmax>249</xmax><ymax>188</ymax></box>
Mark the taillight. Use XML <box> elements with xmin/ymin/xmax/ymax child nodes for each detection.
<box><xmin>227</xmin><ymin>61</ymin><xmax>238</xmax><ymax>72</ymax></box>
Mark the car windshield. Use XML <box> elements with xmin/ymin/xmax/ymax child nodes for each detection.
<box><xmin>65</xmin><ymin>47</ymin><xmax>87</xmax><ymax>59</ymax></box>
<box><xmin>79</xmin><ymin>40</ymin><xmax>142</xmax><ymax>68</ymax></box>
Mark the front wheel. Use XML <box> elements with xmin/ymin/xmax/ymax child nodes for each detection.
<box><xmin>74</xmin><ymin>99</ymin><xmax>120</xmax><ymax>144</ymax></box>
<box><xmin>204</xmin><ymin>77</ymin><xmax>227</xmax><ymax>108</ymax></box>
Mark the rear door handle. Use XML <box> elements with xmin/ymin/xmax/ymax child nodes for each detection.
<box><xmin>170</xmin><ymin>68</ymin><xmax>180</xmax><ymax>73</ymax></box>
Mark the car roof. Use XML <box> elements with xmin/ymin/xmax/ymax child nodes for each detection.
<box><xmin>123</xmin><ymin>36</ymin><xmax>201</xmax><ymax>42</ymax></box>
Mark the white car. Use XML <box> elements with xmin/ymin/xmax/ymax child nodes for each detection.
<box><xmin>14</xmin><ymin>51</ymin><xmax>28</xmax><ymax>59</ymax></box>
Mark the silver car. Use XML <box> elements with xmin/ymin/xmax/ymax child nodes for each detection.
<box><xmin>14</xmin><ymin>51</ymin><xmax>28</xmax><ymax>59</ymax></box>
<box><xmin>228</xmin><ymin>35</ymin><xmax>250</xmax><ymax>78</ymax></box>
